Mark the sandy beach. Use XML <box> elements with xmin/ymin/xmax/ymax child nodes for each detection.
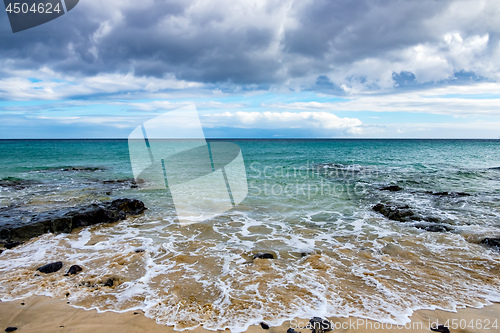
<box><xmin>1</xmin><ymin>296</ymin><xmax>498</xmax><ymax>333</ymax></box>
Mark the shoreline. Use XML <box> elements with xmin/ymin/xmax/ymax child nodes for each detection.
<box><xmin>1</xmin><ymin>296</ymin><xmax>499</xmax><ymax>333</ymax></box>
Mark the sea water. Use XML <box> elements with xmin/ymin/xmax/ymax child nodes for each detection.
<box><xmin>0</xmin><ymin>139</ymin><xmax>499</xmax><ymax>331</ymax></box>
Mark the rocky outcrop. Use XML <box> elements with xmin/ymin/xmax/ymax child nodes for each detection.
<box><xmin>373</xmin><ymin>203</ymin><xmax>453</xmax><ymax>233</ymax></box>
<box><xmin>0</xmin><ymin>199</ymin><xmax>146</xmax><ymax>243</ymax></box>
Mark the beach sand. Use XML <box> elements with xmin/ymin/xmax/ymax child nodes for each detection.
<box><xmin>0</xmin><ymin>296</ymin><xmax>498</xmax><ymax>333</ymax></box>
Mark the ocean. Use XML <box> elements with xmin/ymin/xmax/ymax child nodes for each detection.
<box><xmin>0</xmin><ymin>139</ymin><xmax>499</xmax><ymax>331</ymax></box>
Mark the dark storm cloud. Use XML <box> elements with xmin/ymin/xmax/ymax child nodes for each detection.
<box><xmin>283</xmin><ymin>0</ymin><xmax>449</xmax><ymax>63</ymax></box>
<box><xmin>0</xmin><ymin>0</ymin><xmax>498</xmax><ymax>89</ymax></box>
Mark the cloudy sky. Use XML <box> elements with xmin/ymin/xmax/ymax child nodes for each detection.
<box><xmin>1</xmin><ymin>0</ymin><xmax>500</xmax><ymax>138</ymax></box>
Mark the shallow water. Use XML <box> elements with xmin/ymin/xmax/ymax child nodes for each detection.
<box><xmin>0</xmin><ymin>139</ymin><xmax>499</xmax><ymax>331</ymax></box>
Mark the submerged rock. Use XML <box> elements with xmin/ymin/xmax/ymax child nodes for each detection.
<box><xmin>372</xmin><ymin>203</ymin><xmax>418</xmax><ymax>222</ymax></box>
<box><xmin>0</xmin><ymin>199</ymin><xmax>146</xmax><ymax>243</ymax></box>
<box><xmin>64</xmin><ymin>265</ymin><xmax>83</xmax><ymax>276</ymax></box>
<box><xmin>380</xmin><ymin>185</ymin><xmax>403</xmax><ymax>192</ymax></box>
<box><xmin>480</xmin><ymin>238</ymin><xmax>500</xmax><ymax>248</ymax></box>
<box><xmin>0</xmin><ymin>177</ymin><xmax>39</xmax><ymax>189</ymax></box>
<box><xmin>414</xmin><ymin>224</ymin><xmax>453</xmax><ymax>233</ymax></box>
<box><xmin>253</xmin><ymin>253</ymin><xmax>274</xmax><ymax>260</ymax></box>
<box><xmin>61</xmin><ymin>167</ymin><xmax>103</xmax><ymax>172</ymax></box>
<box><xmin>427</xmin><ymin>191</ymin><xmax>471</xmax><ymax>197</ymax></box>
<box><xmin>37</xmin><ymin>261</ymin><xmax>63</xmax><ymax>274</ymax></box>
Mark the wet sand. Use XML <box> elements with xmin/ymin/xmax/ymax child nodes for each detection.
<box><xmin>0</xmin><ymin>296</ymin><xmax>498</xmax><ymax>333</ymax></box>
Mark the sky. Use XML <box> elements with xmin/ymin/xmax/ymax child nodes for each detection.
<box><xmin>1</xmin><ymin>0</ymin><xmax>500</xmax><ymax>139</ymax></box>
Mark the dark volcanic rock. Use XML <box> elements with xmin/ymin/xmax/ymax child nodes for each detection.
<box><xmin>427</xmin><ymin>191</ymin><xmax>471</xmax><ymax>197</ymax></box>
<box><xmin>0</xmin><ymin>199</ymin><xmax>146</xmax><ymax>243</ymax></box>
<box><xmin>109</xmin><ymin>198</ymin><xmax>146</xmax><ymax>215</ymax></box>
<box><xmin>309</xmin><ymin>317</ymin><xmax>332</xmax><ymax>333</ymax></box>
<box><xmin>103</xmin><ymin>278</ymin><xmax>117</xmax><ymax>287</ymax></box>
<box><xmin>372</xmin><ymin>203</ymin><xmax>419</xmax><ymax>222</ymax></box>
<box><xmin>0</xmin><ymin>177</ymin><xmax>39</xmax><ymax>189</ymax></box>
<box><xmin>287</xmin><ymin>329</ymin><xmax>300</xmax><ymax>333</ymax></box>
<box><xmin>5</xmin><ymin>327</ymin><xmax>18</xmax><ymax>332</ymax></box>
<box><xmin>380</xmin><ymin>185</ymin><xmax>403</xmax><ymax>192</ymax></box>
<box><xmin>253</xmin><ymin>253</ymin><xmax>274</xmax><ymax>260</ymax></box>
<box><xmin>431</xmin><ymin>325</ymin><xmax>450</xmax><ymax>333</ymax></box>
<box><xmin>64</xmin><ymin>265</ymin><xmax>83</xmax><ymax>276</ymax></box>
<box><xmin>102</xmin><ymin>178</ymin><xmax>139</xmax><ymax>189</ymax></box>
<box><xmin>4</xmin><ymin>241</ymin><xmax>22</xmax><ymax>249</ymax></box>
<box><xmin>37</xmin><ymin>261</ymin><xmax>63</xmax><ymax>274</ymax></box>
<box><xmin>414</xmin><ymin>224</ymin><xmax>452</xmax><ymax>233</ymax></box>
<box><xmin>61</xmin><ymin>167</ymin><xmax>102</xmax><ymax>172</ymax></box>
<box><xmin>480</xmin><ymin>238</ymin><xmax>500</xmax><ymax>248</ymax></box>
<box><xmin>260</xmin><ymin>322</ymin><xmax>269</xmax><ymax>329</ymax></box>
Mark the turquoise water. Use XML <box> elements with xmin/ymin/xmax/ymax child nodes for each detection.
<box><xmin>0</xmin><ymin>139</ymin><xmax>499</xmax><ymax>331</ymax></box>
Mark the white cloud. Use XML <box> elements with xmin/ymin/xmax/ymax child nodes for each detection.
<box><xmin>203</xmin><ymin>111</ymin><xmax>363</xmax><ymax>134</ymax></box>
<box><xmin>0</xmin><ymin>69</ymin><xmax>203</xmax><ymax>100</ymax></box>
<box><xmin>268</xmin><ymin>83</ymin><xmax>500</xmax><ymax>117</ymax></box>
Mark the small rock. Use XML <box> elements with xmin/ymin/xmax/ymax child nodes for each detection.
<box><xmin>431</xmin><ymin>324</ymin><xmax>450</xmax><ymax>333</ymax></box>
<box><xmin>309</xmin><ymin>317</ymin><xmax>332</xmax><ymax>333</ymax></box>
<box><xmin>20</xmin><ymin>302</ymin><xmax>24</xmax><ymax>306</ymax></box>
<box><xmin>65</xmin><ymin>293</ymin><xmax>70</xmax><ymax>297</ymax></box>
<box><xmin>134</xmin><ymin>249</ymin><xmax>145</xmax><ymax>253</ymax></box>
<box><xmin>480</xmin><ymin>238</ymin><xmax>500</xmax><ymax>248</ymax></box>
<box><xmin>287</xmin><ymin>329</ymin><xmax>300</xmax><ymax>333</ymax></box>
<box><xmin>5</xmin><ymin>328</ymin><xmax>18</xmax><ymax>333</ymax></box>
<box><xmin>260</xmin><ymin>322</ymin><xmax>269</xmax><ymax>329</ymax></box>
<box><xmin>380</xmin><ymin>185</ymin><xmax>402</xmax><ymax>192</ymax></box>
<box><xmin>103</xmin><ymin>278</ymin><xmax>116</xmax><ymax>287</ymax></box>
<box><xmin>253</xmin><ymin>253</ymin><xmax>274</xmax><ymax>260</ymax></box>
<box><xmin>37</xmin><ymin>261</ymin><xmax>63</xmax><ymax>274</ymax></box>
<box><xmin>64</xmin><ymin>265</ymin><xmax>83</xmax><ymax>276</ymax></box>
